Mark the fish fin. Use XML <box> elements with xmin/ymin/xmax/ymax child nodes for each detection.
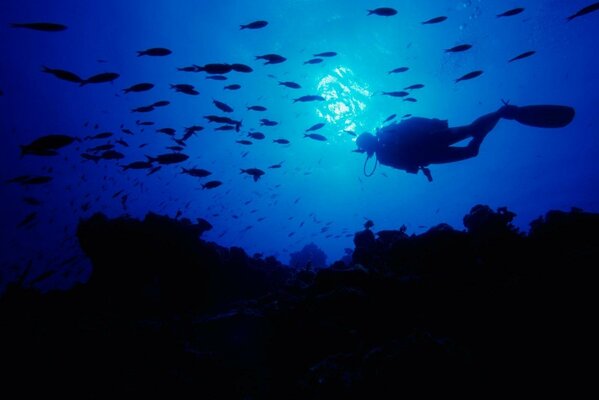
<box><xmin>240</xmin><ymin>25</ymin><xmax>246</xmax><ymax>30</ymax></box>
<box><xmin>79</xmin><ymin>80</ymin><xmax>88</xmax><ymax>87</ymax></box>
<box><xmin>145</xmin><ymin>155</ymin><xmax>156</xmax><ymax>162</ymax></box>
<box><xmin>136</xmin><ymin>51</ymin><xmax>144</xmax><ymax>57</ymax></box>
<box><xmin>367</xmin><ymin>10</ymin><xmax>373</xmax><ymax>15</ymax></box>
<box><xmin>253</xmin><ymin>175</ymin><xmax>259</xmax><ymax>182</ymax></box>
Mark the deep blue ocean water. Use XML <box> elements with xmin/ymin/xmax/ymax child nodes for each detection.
<box><xmin>1</xmin><ymin>0</ymin><xmax>598</xmax><ymax>291</ymax></box>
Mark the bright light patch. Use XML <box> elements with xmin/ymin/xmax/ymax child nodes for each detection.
<box><xmin>316</xmin><ymin>66</ymin><xmax>371</xmax><ymax>130</ymax></box>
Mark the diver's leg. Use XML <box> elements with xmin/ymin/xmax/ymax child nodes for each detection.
<box><xmin>426</xmin><ymin>145</ymin><xmax>481</xmax><ymax>164</ymax></box>
<box><xmin>441</xmin><ymin>110</ymin><xmax>504</xmax><ymax>146</ymax></box>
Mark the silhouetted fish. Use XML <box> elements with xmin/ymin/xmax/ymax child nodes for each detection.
<box><xmin>445</xmin><ymin>44</ymin><xmax>472</xmax><ymax>53</ymax></box>
<box><xmin>382</xmin><ymin>91</ymin><xmax>409</xmax><ymax>97</ymax></box>
<box><xmin>42</xmin><ymin>66</ymin><xmax>83</xmax><ymax>83</ymax></box>
<box><xmin>121</xmin><ymin>161</ymin><xmax>153</xmax><ymax>170</ymax></box>
<box><xmin>497</xmin><ymin>8</ymin><xmax>524</xmax><ymax>17</ymax></box>
<box><xmin>304</xmin><ymin>58</ymin><xmax>323</xmax><ymax>64</ymax></box>
<box><xmin>508</xmin><ymin>51</ymin><xmax>536</xmax><ymax>62</ymax></box>
<box><xmin>240</xmin><ymin>20</ymin><xmax>268</xmax><ymax>30</ymax></box>
<box><xmin>17</xmin><ymin>212</ymin><xmax>38</xmax><ymax>228</ymax></box>
<box><xmin>178</xmin><ymin>66</ymin><xmax>198</xmax><ymax>72</ymax></box>
<box><xmin>86</xmin><ymin>132</ymin><xmax>113</xmax><ymax>140</ymax></box>
<box><xmin>403</xmin><ymin>98</ymin><xmax>417</xmax><ymax>102</ymax></box>
<box><xmin>304</xmin><ymin>133</ymin><xmax>327</xmax><ymax>141</ymax></box>
<box><xmin>236</xmin><ymin>140</ymin><xmax>253</xmax><ymax>145</ymax></box>
<box><xmin>215</xmin><ymin>125</ymin><xmax>236</xmax><ymax>131</ymax></box>
<box><xmin>404</xmin><ymin>84</ymin><xmax>425</xmax><ymax>90</ymax></box>
<box><xmin>231</xmin><ymin>63</ymin><xmax>253</xmax><ymax>73</ymax></box>
<box><xmin>256</xmin><ymin>54</ymin><xmax>286</xmax><ymax>65</ymax></box>
<box><xmin>81</xmin><ymin>72</ymin><xmax>120</xmax><ymax>85</ymax></box>
<box><xmin>279</xmin><ymin>81</ymin><xmax>301</xmax><ymax>89</ymax></box>
<box><xmin>146</xmin><ymin>153</ymin><xmax>189</xmax><ymax>164</ymax></box>
<box><xmin>182</xmin><ymin>168</ymin><xmax>211</xmax><ymax>178</ymax></box>
<box><xmin>224</xmin><ymin>84</ymin><xmax>241</xmax><ymax>90</ymax></box>
<box><xmin>101</xmin><ymin>150</ymin><xmax>124</xmax><ymax>160</ymax></box>
<box><xmin>306</xmin><ymin>123</ymin><xmax>325</xmax><ymax>132</ymax></box>
<box><xmin>241</xmin><ymin>168</ymin><xmax>265</xmax><ymax>182</ymax></box>
<box><xmin>157</xmin><ymin>128</ymin><xmax>176</xmax><ymax>135</ymax></box>
<box><xmin>11</xmin><ymin>22</ymin><xmax>66</xmax><ymax>31</ymax></box>
<box><xmin>384</xmin><ymin>114</ymin><xmax>397</xmax><ymax>123</ymax></box>
<box><xmin>206</xmin><ymin>75</ymin><xmax>227</xmax><ymax>80</ymax></box>
<box><xmin>293</xmin><ymin>95</ymin><xmax>325</xmax><ymax>103</ymax></box>
<box><xmin>248</xmin><ymin>132</ymin><xmax>265</xmax><ymax>140</ymax></box>
<box><xmin>152</xmin><ymin>100</ymin><xmax>170</xmax><ymax>107</ymax></box>
<box><xmin>367</xmin><ymin>8</ymin><xmax>397</xmax><ymax>16</ymax></box>
<box><xmin>202</xmin><ymin>180</ymin><xmax>222</xmax><ymax>189</ymax></box>
<box><xmin>567</xmin><ymin>2</ymin><xmax>599</xmax><ymax>21</ymax></box>
<box><xmin>388</xmin><ymin>67</ymin><xmax>409</xmax><ymax>74</ymax></box>
<box><xmin>195</xmin><ymin>63</ymin><xmax>233</xmax><ymax>74</ymax></box>
<box><xmin>20</xmin><ymin>134</ymin><xmax>79</xmax><ymax>156</ymax></box>
<box><xmin>123</xmin><ymin>83</ymin><xmax>154</xmax><ymax>93</ymax></box>
<box><xmin>456</xmin><ymin>70</ymin><xmax>483</xmax><ymax>82</ymax></box>
<box><xmin>137</xmin><ymin>47</ymin><xmax>172</xmax><ymax>56</ymax></box>
<box><xmin>314</xmin><ymin>52</ymin><xmax>337</xmax><ymax>57</ymax></box>
<box><xmin>273</xmin><ymin>139</ymin><xmax>290</xmax><ymax>144</ymax></box>
<box><xmin>132</xmin><ymin>105</ymin><xmax>155</xmax><ymax>113</ymax></box>
<box><xmin>247</xmin><ymin>105</ymin><xmax>267</xmax><ymax>111</ymax></box>
<box><xmin>422</xmin><ymin>16</ymin><xmax>447</xmax><ymax>24</ymax></box>
<box><xmin>260</xmin><ymin>119</ymin><xmax>278</xmax><ymax>126</ymax></box>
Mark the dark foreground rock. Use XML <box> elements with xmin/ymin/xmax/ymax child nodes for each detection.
<box><xmin>1</xmin><ymin>206</ymin><xmax>597</xmax><ymax>398</ymax></box>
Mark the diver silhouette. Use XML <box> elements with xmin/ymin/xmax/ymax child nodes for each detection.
<box><xmin>355</xmin><ymin>102</ymin><xmax>575</xmax><ymax>181</ymax></box>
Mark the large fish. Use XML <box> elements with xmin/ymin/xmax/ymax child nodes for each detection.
<box><xmin>567</xmin><ymin>2</ymin><xmax>599</xmax><ymax>21</ymax></box>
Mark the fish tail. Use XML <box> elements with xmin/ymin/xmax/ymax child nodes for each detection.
<box><xmin>367</xmin><ymin>10</ymin><xmax>373</xmax><ymax>15</ymax></box>
<box><xmin>303</xmin><ymin>134</ymin><xmax>309</xmax><ymax>138</ymax></box>
<box><xmin>136</xmin><ymin>51</ymin><xmax>145</xmax><ymax>57</ymax></box>
<box><xmin>253</xmin><ymin>175</ymin><xmax>259</xmax><ymax>182</ymax></box>
<box><xmin>239</xmin><ymin>25</ymin><xmax>246</xmax><ymax>30</ymax></box>
<box><xmin>145</xmin><ymin>155</ymin><xmax>156</xmax><ymax>162</ymax></box>
<box><xmin>566</xmin><ymin>15</ymin><xmax>575</xmax><ymax>21</ymax></box>
<box><xmin>240</xmin><ymin>169</ymin><xmax>246</xmax><ymax>174</ymax></box>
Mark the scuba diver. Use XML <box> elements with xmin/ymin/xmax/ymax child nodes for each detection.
<box><xmin>355</xmin><ymin>102</ymin><xmax>575</xmax><ymax>181</ymax></box>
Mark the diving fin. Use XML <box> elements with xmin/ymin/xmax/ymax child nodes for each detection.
<box><xmin>512</xmin><ymin>105</ymin><xmax>575</xmax><ymax>128</ymax></box>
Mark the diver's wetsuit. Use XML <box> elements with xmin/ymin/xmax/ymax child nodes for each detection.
<box><xmin>375</xmin><ymin>110</ymin><xmax>504</xmax><ymax>174</ymax></box>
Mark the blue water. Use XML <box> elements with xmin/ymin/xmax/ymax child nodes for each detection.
<box><xmin>1</xmin><ymin>0</ymin><xmax>598</xmax><ymax>290</ymax></box>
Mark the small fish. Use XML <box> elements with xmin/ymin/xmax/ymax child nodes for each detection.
<box><xmin>240</xmin><ymin>20</ymin><xmax>268</xmax><ymax>30</ymax></box>
<box><xmin>388</xmin><ymin>67</ymin><xmax>409</xmax><ymax>74</ymax></box>
<box><xmin>255</xmin><ymin>54</ymin><xmax>287</xmax><ymax>65</ymax></box>
<box><xmin>382</xmin><ymin>91</ymin><xmax>409</xmax><ymax>97</ymax></box>
<box><xmin>136</xmin><ymin>120</ymin><xmax>154</xmax><ymax>126</ymax></box>
<box><xmin>213</xmin><ymin>99</ymin><xmax>234</xmax><ymax>113</ymax></box>
<box><xmin>87</xmin><ymin>144</ymin><xmax>114</xmax><ymax>152</ymax></box>
<box><xmin>247</xmin><ymin>105</ymin><xmax>267</xmax><ymax>111</ymax></box>
<box><xmin>248</xmin><ymin>132</ymin><xmax>265</xmax><ymax>140</ymax></box>
<box><xmin>10</xmin><ymin>22</ymin><xmax>67</xmax><ymax>32</ymax></box>
<box><xmin>202</xmin><ymin>180</ymin><xmax>222</xmax><ymax>189</ymax></box>
<box><xmin>231</xmin><ymin>63</ymin><xmax>253</xmax><ymax>73</ymax></box>
<box><xmin>178</xmin><ymin>88</ymin><xmax>199</xmax><ymax>95</ymax></box>
<box><xmin>17</xmin><ymin>212</ymin><xmax>38</xmax><ymax>228</ymax></box>
<box><xmin>101</xmin><ymin>150</ymin><xmax>125</xmax><ymax>160</ymax></box>
<box><xmin>121</xmin><ymin>161</ymin><xmax>153</xmax><ymax>170</ymax></box>
<box><xmin>236</xmin><ymin>140</ymin><xmax>253</xmax><ymax>145</ymax></box>
<box><xmin>384</xmin><ymin>114</ymin><xmax>397</xmax><ymax>123</ymax></box>
<box><xmin>115</xmin><ymin>139</ymin><xmax>129</xmax><ymax>147</ymax></box>
<box><xmin>402</xmin><ymin>114</ymin><xmax>412</xmax><ymax>118</ymax></box>
<box><xmin>182</xmin><ymin>168</ymin><xmax>211</xmax><ymax>178</ymax></box>
<box><xmin>146</xmin><ymin>153</ymin><xmax>189</xmax><ymax>164</ymax></box>
<box><xmin>344</xmin><ymin>130</ymin><xmax>357</xmax><ymax>137</ymax></box>
<box><xmin>132</xmin><ymin>105</ymin><xmax>155</xmax><ymax>113</ymax></box>
<box><xmin>86</xmin><ymin>132</ymin><xmax>113</xmax><ymax>140</ymax></box>
<box><xmin>178</xmin><ymin>65</ymin><xmax>198</xmax><ymax>72</ymax></box>
<box><xmin>293</xmin><ymin>95</ymin><xmax>325</xmax><ymax>103</ymax></box>
<box><xmin>455</xmin><ymin>70</ymin><xmax>483</xmax><ymax>82</ymax></box>
<box><xmin>147</xmin><ymin>166</ymin><xmax>162</xmax><ymax>175</ymax></box>
<box><xmin>240</xmin><ymin>168</ymin><xmax>265</xmax><ymax>182</ymax></box>
<box><xmin>306</xmin><ymin>122</ymin><xmax>325</xmax><ymax>132</ymax></box>
<box><xmin>445</xmin><ymin>44</ymin><xmax>472</xmax><ymax>53</ymax></box>
<box><xmin>508</xmin><ymin>50</ymin><xmax>536</xmax><ymax>63</ymax></box>
<box><xmin>273</xmin><ymin>139</ymin><xmax>290</xmax><ymax>144</ymax></box>
<box><xmin>157</xmin><ymin>128</ymin><xmax>176</xmax><ymax>135</ymax></box>
<box><xmin>152</xmin><ymin>100</ymin><xmax>170</xmax><ymax>107</ymax></box>
<box><xmin>260</xmin><ymin>119</ymin><xmax>278</xmax><ymax>126</ymax></box>
<box><xmin>224</xmin><ymin>84</ymin><xmax>241</xmax><ymax>90</ymax></box>
<box><xmin>367</xmin><ymin>8</ymin><xmax>398</xmax><ymax>17</ymax></box>
<box><xmin>170</xmin><ymin>83</ymin><xmax>195</xmax><ymax>91</ymax></box>
<box><xmin>314</xmin><ymin>52</ymin><xmax>337</xmax><ymax>57</ymax></box>
<box><xmin>405</xmin><ymin>84</ymin><xmax>425</xmax><ymax>90</ymax></box>
<box><xmin>195</xmin><ymin>63</ymin><xmax>233</xmax><ymax>74</ymax></box>
<box><xmin>80</xmin><ymin>153</ymin><xmax>101</xmax><ymax>163</ymax></box>
<box><xmin>81</xmin><ymin>72</ymin><xmax>120</xmax><ymax>85</ymax></box>
<box><xmin>567</xmin><ymin>2</ymin><xmax>599</xmax><ymax>21</ymax></box>
<box><xmin>304</xmin><ymin>58</ymin><xmax>323</xmax><ymax>64</ymax></box>
<box><xmin>422</xmin><ymin>16</ymin><xmax>447</xmax><ymax>24</ymax></box>
<box><xmin>215</xmin><ymin>125</ymin><xmax>236</xmax><ymax>131</ymax></box>
<box><xmin>268</xmin><ymin>161</ymin><xmax>284</xmax><ymax>169</ymax></box>
<box><xmin>304</xmin><ymin>133</ymin><xmax>327</xmax><ymax>141</ymax></box>
<box><xmin>122</xmin><ymin>83</ymin><xmax>154</xmax><ymax>93</ymax></box>
<box><xmin>403</xmin><ymin>98</ymin><xmax>417</xmax><ymax>102</ymax></box>
<box><xmin>206</xmin><ymin>75</ymin><xmax>227</xmax><ymax>80</ymax></box>
<box><xmin>204</xmin><ymin>115</ymin><xmax>240</xmax><ymax>125</ymax></box>
<box><xmin>497</xmin><ymin>8</ymin><xmax>524</xmax><ymax>18</ymax></box>
<box><xmin>279</xmin><ymin>81</ymin><xmax>301</xmax><ymax>89</ymax></box>
<box><xmin>137</xmin><ymin>47</ymin><xmax>172</xmax><ymax>56</ymax></box>
<box><xmin>42</xmin><ymin>66</ymin><xmax>83</xmax><ymax>83</ymax></box>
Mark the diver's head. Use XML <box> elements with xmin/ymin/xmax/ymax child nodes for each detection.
<box><xmin>356</xmin><ymin>132</ymin><xmax>378</xmax><ymax>157</ymax></box>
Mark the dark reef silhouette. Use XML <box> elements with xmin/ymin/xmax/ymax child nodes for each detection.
<box><xmin>1</xmin><ymin>205</ymin><xmax>597</xmax><ymax>397</ymax></box>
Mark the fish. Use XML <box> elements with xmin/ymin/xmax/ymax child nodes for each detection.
<box><xmin>132</xmin><ymin>105</ymin><xmax>155</xmax><ymax>113</ymax></box>
<box><xmin>181</xmin><ymin>168</ymin><xmax>211</xmax><ymax>178</ymax></box>
<box><xmin>306</xmin><ymin>122</ymin><xmax>325</xmax><ymax>132</ymax></box>
<box><xmin>224</xmin><ymin>84</ymin><xmax>241</xmax><ymax>90</ymax></box>
<box><xmin>195</xmin><ymin>63</ymin><xmax>233</xmax><ymax>74</ymax></box>
<box><xmin>236</xmin><ymin>140</ymin><xmax>253</xmax><ymax>145</ymax></box>
<box><xmin>403</xmin><ymin>98</ymin><xmax>417</xmax><ymax>102</ymax></box>
<box><xmin>80</xmin><ymin>153</ymin><xmax>101</xmax><ymax>163</ymax></box>
<box><xmin>279</xmin><ymin>81</ymin><xmax>301</xmax><ymax>89</ymax></box>
<box><xmin>20</xmin><ymin>134</ymin><xmax>80</xmax><ymax>156</ymax></box>
<box><xmin>384</xmin><ymin>114</ymin><xmax>397</xmax><ymax>123</ymax></box>
<box><xmin>202</xmin><ymin>180</ymin><xmax>222</xmax><ymax>189</ymax></box>
<box><xmin>152</xmin><ymin>100</ymin><xmax>170</xmax><ymax>107</ymax></box>
<box><xmin>146</xmin><ymin>153</ymin><xmax>189</xmax><ymax>164</ymax></box>
<box><xmin>304</xmin><ymin>58</ymin><xmax>323</xmax><ymax>64</ymax></box>
<box><xmin>215</xmin><ymin>125</ymin><xmax>236</xmax><ymax>131</ymax></box>
<box><xmin>508</xmin><ymin>51</ymin><xmax>536</xmax><ymax>63</ymax></box>
<box><xmin>497</xmin><ymin>8</ymin><xmax>524</xmax><ymax>18</ymax></box>
<box><xmin>206</xmin><ymin>75</ymin><xmax>227</xmax><ymax>80</ymax></box>
<box><xmin>231</xmin><ymin>63</ymin><xmax>253</xmax><ymax>73</ymax></box>
<box><xmin>86</xmin><ymin>132</ymin><xmax>113</xmax><ymax>140</ymax></box>
<box><xmin>304</xmin><ymin>133</ymin><xmax>327</xmax><ymax>141</ymax></box>
<box><xmin>42</xmin><ymin>66</ymin><xmax>83</xmax><ymax>83</ymax></box>
<box><xmin>344</xmin><ymin>130</ymin><xmax>356</xmax><ymax>137</ymax></box>
<box><xmin>567</xmin><ymin>2</ymin><xmax>599</xmax><ymax>21</ymax></box>
<box><xmin>268</xmin><ymin>161</ymin><xmax>284</xmax><ymax>169</ymax></box>
<box><xmin>316</xmin><ymin>52</ymin><xmax>338</xmax><ymax>59</ymax></box>
<box><xmin>213</xmin><ymin>99</ymin><xmax>234</xmax><ymax>113</ymax></box>
<box><xmin>455</xmin><ymin>70</ymin><xmax>484</xmax><ymax>82</ymax></box>
<box><xmin>17</xmin><ymin>212</ymin><xmax>38</xmax><ymax>228</ymax></box>
<box><xmin>260</xmin><ymin>119</ymin><xmax>278</xmax><ymax>126</ymax></box>
<box><xmin>405</xmin><ymin>84</ymin><xmax>425</xmax><ymax>90</ymax></box>
<box><xmin>178</xmin><ymin>66</ymin><xmax>199</xmax><ymax>72</ymax></box>
<box><xmin>101</xmin><ymin>150</ymin><xmax>125</xmax><ymax>160</ymax></box>
<box><xmin>170</xmin><ymin>83</ymin><xmax>195</xmax><ymax>91</ymax></box>
<box><xmin>273</xmin><ymin>139</ymin><xmax>290</xmax><ymax>144</ymax></box>
<box><xmin>247</xmin><ymin>105</ymin><xmax>267</xmax><ymax>111</ymax></box>
<box><xmin>204</xmin><ymin>115</ymin><xmax>240</xmax><ymax>125</ymax></box>
<box><xmin>422</xmin><ymin>16</ymin><xmax>447</xmax><ymax>24</ymax></box>
<box><xmin>137</xmin><ymin>47</ymin><xmax>172</xmax><ymax>56</ymax></box>
<box><xmin>240</xmin><ymin>168</ymin><xmax>265</xmax><ymax>182</ymax></box>
<box><xmin>157</xmin><ymin>128</ymin><xmax>176</xmax><ymax>135</ymax></box>
<box><xmin>147</xmin><ymin>166</ymin><xmax>162</xmax><ymax>175</ymax></box>
<box><xmin>87</xmin><ymin>144</ymin><xmax>115</xmax><ymax>152</ymax></box>
<box><xmin>293</xmin><ymin>95</ymin><xmax>325</xmax><ymax>103</ymax></box>
<box><xmin>388</xmin><ymin>67</ymin><xmax>409</xmax><ymax>74</ymax></box>
<box><xmin>81</xmin><ymin>72</ymin><xmax>120</xmax><ymax>85</ymax></box>
<box><xmin>240</xmin><ymin>20</ymin><xmax>268</xmax><ymax>30</ymax></box>
<box><xmin>116</xmin><ymin>139</ymin><xmax>129</xmax><ymax>147</ymax></box>
<box><xmin>22</xmin><ymin>197</ymin><xmax>42</xmax><ymax>206</ymax></box>
<box><xmin>178</xmin><ymin>88</ymin><xmax>199</xmax><ymax>95</ymax></box>
<box><xmin>248</xmin><ymin>132</ymin><xmax>266</xmax><ymax>140</ymax></box>
<box><xmin>445</xmin><ymin>44</ymin><xmax>472</xmax><ymax>53</ymax></box>
<box><xmin>122</xmin><ymin>83</ymin><xmax>154</xmax><ymax>93</ymax></box>
<box><xmin>121</xmin><ymin>161</ymin><xmax>154</xmax><ymax>170</ymax></box>
<box><xmin>382</xmin><ymin>91</ymin><xmax>409</xmax><ymax>97</ymax></box>
<box><xmin>12</xmin><ymin>175</ymin><xmax>53</xmax><ymax>185</ymax></box>
<box><xmin>367</xmin><ymin>8</ymin><xmax>398</xmax><ymax>16</ymax></box>
<box><xmin>255</xmin><ymin>54</ymin><xmax>287</xmax><ymax>65</ymax></box>
<box><xmin>136</xmin><ymin>120</ymin><xmax>154</xmax><ymax>126</ymax></box>
<box><xmin>402</xmin><ymin>114</ymin><xmax>412</xmax><ymax>118</ymax></box>
<box><xmin>10</xmin><ymin>22</ymin><xmax>67</xmax><ymax>32</ymax></box>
